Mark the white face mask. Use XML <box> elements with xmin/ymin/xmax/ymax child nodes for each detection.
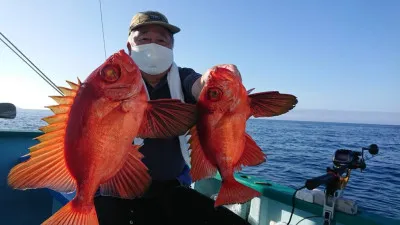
<box><xmin>130</xmin><ymin>43</ymin><xmax>173</xmax><ymax>75</ymax></box>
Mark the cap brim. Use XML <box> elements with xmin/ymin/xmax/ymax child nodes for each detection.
<box><xmin>130</xmin><ymin>21</ymin><xmax>181</xmax><ymax>34</ymax></box>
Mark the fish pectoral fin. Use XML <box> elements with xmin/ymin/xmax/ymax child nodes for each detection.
<box><xmin>188</xmin><ymin>126</ymin><xmax>217</xmax><ymax>181</ymax></box>
<box><xmin>248</xmin><ymin>91</ymin><xmax>298</xmax><ymax>117</ymax></box>
<box><xmin>234</xmin><ymin>133</ymin><xmax>266</xmax><ymax>171</ymax></box>
<box><xmin>137</xmin><ymin>99</ymin><xmax>197</xmax><ymax>139</ymax></box>
<box><xmin>99</xmin><ymin>145</ymin><xmax>151</xmax><ymax>199</ymax></box>
<box><xmin>7</xmin><ymin>79</ymin><xmax>81</xmax><ymax>193</ymax></box>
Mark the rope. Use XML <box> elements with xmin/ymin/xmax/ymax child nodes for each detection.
<box><xmin>0</xmin><ymin>32</ymin><xmax>64</xmax><ymax>96</ymax></box>
<box><xmin>287</xmin><ymin>186</ymin><xmax>306</xmax><ymax>225</ymax></box>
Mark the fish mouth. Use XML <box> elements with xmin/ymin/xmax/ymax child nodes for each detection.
<box><xmin>107</xmin><ymin>84</ymin><xmax>130</xmax><ymax>89</ymax></box>
<box><xmin>104</xmin><ymin>85</ymin><xmax>136</xmax><ymax>101</ymax></box>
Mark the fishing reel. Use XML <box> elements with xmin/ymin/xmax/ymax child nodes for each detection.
<box><xmin>332</xmin><ymin>144</ymin><xmax>379</xmax><ymax>171</ymax></box>
<box><xmin>303</xmin><ymin>144</ymin><xmax>379</xmax><ymax>225</ymax></box>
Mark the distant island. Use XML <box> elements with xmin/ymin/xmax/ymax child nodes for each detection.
<box><xmin>261</xmin><ymin>108</ymin><xmax>400</xmax><ymax>126</ymax></box>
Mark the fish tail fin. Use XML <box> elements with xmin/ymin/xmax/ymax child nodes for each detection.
<box><xmin>215</xmin><ymin>178</ymin><xmax>260</xmax><ymax>207</ymax></box>
<box><xmin>42</xmin><ymin>200</ymin><xmax>98</xmax><ymax>225</ymax></box>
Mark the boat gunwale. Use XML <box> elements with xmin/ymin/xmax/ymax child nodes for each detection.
<box><xmin>2</xmin><ymin>129</ymin><xmax>398</xmax><ymax>224</ymax></box>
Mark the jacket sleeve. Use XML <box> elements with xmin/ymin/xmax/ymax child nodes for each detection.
<box><xmin>179</xmin><ymin>67</ymin><xmax>201</xmax><ymax>104</ymax></box>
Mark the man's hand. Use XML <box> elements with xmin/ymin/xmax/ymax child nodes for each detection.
<box><xmin>192</xmin><ymin>64</ymin><xmax>242</xmax><ymax>100</ymax></box>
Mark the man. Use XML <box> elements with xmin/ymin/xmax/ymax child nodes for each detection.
<box><xmin>94</xmin><ymin>11</ymin><xmax>249</xmax><ymax>225</ymax></box>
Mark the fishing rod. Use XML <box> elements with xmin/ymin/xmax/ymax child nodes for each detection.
<box><xmin>98</xmin><ymin>0</ymin><xmax>107</xmax><ymax>60</ymax></box>
<box><xmin>1</xmin><ymin>1</ymin><xmax>107</xmax><ymax>96</ymax></box>
<box><xmin>0</xmin><ymin>32</ymin><xmax>64</xmax><ymax>96</ymax></box>
<box><xmin>286</xmin><ymin>144</ymin><xmax>379</xmax><ymax>225</ymax></box>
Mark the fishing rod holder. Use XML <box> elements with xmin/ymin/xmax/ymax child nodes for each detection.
<box><xmin>304</xmin><ymin>144</ymin><xmax>379</xmax><ymax>225</ymax></box>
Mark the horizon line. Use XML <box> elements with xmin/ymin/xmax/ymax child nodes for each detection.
<box><xmin>13</xmin><ymin>106</ymin><xmax>400</xmax><ymax>114</ymax></box>
<box><xmin>7</xmin><ymin>107</ymin><xmax>400</xmax><ymax>126</ymax></box>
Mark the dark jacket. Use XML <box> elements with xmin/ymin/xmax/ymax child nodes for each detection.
<box><xmin>138</xmin><ymin>67</ymin><xmax>201</xmax><ymax>186</ymax></box>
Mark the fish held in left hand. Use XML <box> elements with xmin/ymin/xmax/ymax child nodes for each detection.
<box><xmin>7</xmin><ymin>49</ymin><xmax>198</xmax><ymax>225</ymax></box>
<box><xmin>188</xmin><ymin>66</ymin><xmax>298</xmax><ymax>207</ymax></box>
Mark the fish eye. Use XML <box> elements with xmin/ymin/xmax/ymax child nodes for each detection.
<box><xmin>101</xmin><ymin>64</ymin><xmax>121</xmax><ymax>83</ymax></box>
<box><xmin>207</xmin><ymin>88</ymin><xmax>222</xmax><ymax>101</ymax></box>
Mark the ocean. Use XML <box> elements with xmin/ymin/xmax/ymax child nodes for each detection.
<box><xmin>1</xmin><ymin>109</ymin><xmax>399</xmax><ymax>220</ymax></box>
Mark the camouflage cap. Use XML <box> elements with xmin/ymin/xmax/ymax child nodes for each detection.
<box><xmin>129</xmin><ymin>11</ymin><xmax>180</xmax><ymax>35</ymax></box>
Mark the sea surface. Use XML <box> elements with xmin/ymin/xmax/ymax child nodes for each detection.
<box><xmin>1</xmin><ymin>109</ymin><xmax>399</xmax><ymax>220</ymax></box>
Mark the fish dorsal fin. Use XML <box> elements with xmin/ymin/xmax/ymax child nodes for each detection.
<box><xmin>7</xmin><ymin>80</ymin><xmax>82</xmax><ymax>193</ymax></box>
<box><xmin>247</xmin><ymin>88</ymin><xmax>255</xmax><ymax>94</ymax></box>
<box><xmin>66</xmin><ymin>80</ymin><xmax>80</xmax><ymax>91</ymax></box>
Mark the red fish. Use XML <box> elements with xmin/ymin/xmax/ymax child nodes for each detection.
<box><xmin>188</xmin><ymin>66</ymin><xmax>298</xmax><ymax>207</ymax></box>
<box><xmin>7</xmin><ymin>50</ymin><xmax>197</xmax><ymax>225</ymax></box>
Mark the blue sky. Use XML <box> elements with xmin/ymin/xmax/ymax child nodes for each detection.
<box><xmin>0</xmin><ymin>0</ymin><xmax>399</xmax><ymax>113</ymax></box>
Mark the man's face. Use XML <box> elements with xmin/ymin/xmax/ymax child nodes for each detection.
<box><xmin>130</xmin><ymin>24</ymin><xmax>173</xmax><ymax>49</ymax></box>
